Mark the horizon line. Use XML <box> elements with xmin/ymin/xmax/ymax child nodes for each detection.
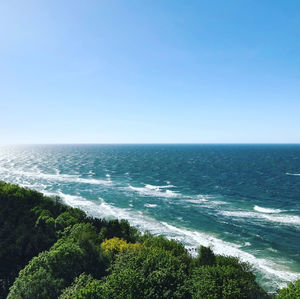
<box><xmin>1</xmin><ymin>142</ymin><xmax>300</xmax><ymax>146</ymax></box>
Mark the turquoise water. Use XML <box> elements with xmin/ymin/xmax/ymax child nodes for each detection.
<box><xmin>0</xmin><ymin>144</ymin><xmax>300</xmax><ymax>291</ymax></box>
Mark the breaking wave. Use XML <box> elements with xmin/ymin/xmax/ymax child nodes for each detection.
<box><xmin>254</xmin><ymin>205</ymin><xmax>283</xmax><ymax>214</ymax></box>
<box><xmin>0</xmin><ymin>167</ymin><xmax>111</xmax><ymax>186</ymax></box>
<box><xmin>220</xmin><ymin>210</ymin><xmax>300</xmax><ymax>226</ymax></box>
<box><xmin>127</xmin><ymin>184</ymin><xmax>180</xmax><ymax>198</ymax></box>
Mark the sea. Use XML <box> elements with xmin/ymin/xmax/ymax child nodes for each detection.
<box><xmin>0</xmin><ymin>144</ymin><xmax>299</xmax><ymax>292</ymax></box>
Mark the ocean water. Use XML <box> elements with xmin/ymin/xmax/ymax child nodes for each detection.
<box><xmin>0</xmin><ymin>144</ymin><xmax>300</xmax><ymax>292</ymax></box>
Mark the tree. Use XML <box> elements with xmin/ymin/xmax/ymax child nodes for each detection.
<box><xmin>59</xmin><ymin>273</ymin><xmax>99</xmax><ymax>299</ymax></box>
<box><xmin>8</xmin><ymin>223</ymin><xmax>108</xmax><ymax>299</ymax></box>
<box><xmin>190</xmin><ymin>264</ymin><xmax>267</xmax><ymax>299</ymax></box>
<box><xmin>198</xmin><ymin>246</ymin><xmax>216</xmax><ymax>266</ymax></box>
<box><xmin>277</xmin><ymin>279</ymin><xmax>300</xmax><ymax>298</ymax></box>
<box><xmin>100</xmin><ymin>247</ymin><xmax>191</xmax><ymax>298</ymax></box>
<box><xmin>7</xmin><ymin>242</ymin><xmax>86</xmax><ymax>299</ymax></box>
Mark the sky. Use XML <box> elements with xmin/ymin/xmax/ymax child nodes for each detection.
<box><xmin>0</xmin><ymin>0</ymin><xmax>300</xmax><ymax>144</ymax></box>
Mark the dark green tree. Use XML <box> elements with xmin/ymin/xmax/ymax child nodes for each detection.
<box><xmin>198</xmin><ymin>246</ymin><xmax>216</xmax><ymax>266</ymax></box>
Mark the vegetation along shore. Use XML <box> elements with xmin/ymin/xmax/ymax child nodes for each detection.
<box><xmin>0</xmin><ymin>181</ymin><xmax>299</xmax><ymax>298</ymax></box>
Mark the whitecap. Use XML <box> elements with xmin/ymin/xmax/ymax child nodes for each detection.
<box><xmin>144</xmin><ymin>203</ymin><xmax>158</xmax><ymax>208</ymax></box>
<box><xmin>165</xmin><ymin>189</ymin><xmax>178</xmax><ymax>197</ymax></box>
<box><xmin>185</xmin><ymin>199</ymin><xmax>208</xmax><ymax>204</ymax></box>
<box><xmin>254</xmin><ymin>205</ymin><xmax>282</xmax><ymax>214</ymax></box>
<box><xmin>184</xmin><ymin>194</ymin><xmax>227</xmax><ymax>206</ymax></box>
<box><xmin>127</xmin><ymin>185</ymin><xmax>180</xmax><ymax>198</ymax></box>
<box><xmin>286</xmin><ymin>173</ymin><xmax>300</xmax><ymax>176</ymax></box>
<box><xmin>0</xmin><ymin>167</ymin><xmax>112</xmax><ymax>186</ymax></box>
<box><xmin>57</xmin><ymin>192</ymin><xmax>93</xmax><ymax>208</ymax></box>
<box><xmin>145</xmin><ymin>184</ymin><xmax>176</xmax><ymax>190</ymax></box>
<box><xmin>220</xmin><ymin>210</ymin><xmax>300</xmax><ymax>226</ymax></box>
<box><xmin>145</xmin><ymin>184</ymin><xmax>159</xmax><ymax>190</ymax></box>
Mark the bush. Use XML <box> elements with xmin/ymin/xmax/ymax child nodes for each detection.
<box><xmin>59</xmin><ymin>273</ymin><xmax>98</xmax><ymax>299</ymax></box>
<box><xmin>100</xmin><ymin>247</ymin><xmax>191</xmax><ymax>298</ymax></box>
<box><xmin>101</xmin><ymin>237</ymin><xmax>143</xmax><ymax>260</ymax></box>
<box><xmin>7</xmin><ymin>242</ymin><xmax>86</xmax><ymax>298</ymax></box>
<box><xmin>198</xmin><ymin>246</ymin><xmax>216</xmax><ymax>266</ymax></box>
<box><xmin>190</xmin><ymin>264</ymin><xmax>267</xmax><ymax>299</ymax></box>
<box><xmin>277</xmin><ymin>279</ymin><xmax>300</xmax><ymax>298</ymax></box>
<box><xmin>8</xmin><ymin>223</ymin><xmax>108</xmax><ymax>298</ymax></box>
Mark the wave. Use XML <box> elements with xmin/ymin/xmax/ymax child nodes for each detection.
<box><xmin>185</xmin><ymin>198</ymin><xmax>227</xmax><ymax>206</ymax></box>
<box><xmin>53</xmin><ymin>191</ymin><xmax>300</xmax><ymax>290</ymax></box>
<box><xmin>145</xmin><ymin>184</ymin><xmax>176</xmax><ymax>190</ymax></box>
<box><xmin>184</xmin><ymin>194</ymin><xmax>228</xmax><ymax>207</ymax></box>
<box><xmin>220</xmin><ymin>210</ymin><xmax>300</xmax><ymax>226</ymax></box>
<box><xmin>0</xmin><ymin>167</ymin><xmax>111</xmax><ymax>186</ymax></box>
<box><xmin>286</xmin><ymin>173</ymin><xmax>300</xmax><ymax>176</ymax></box>
<box><xmin>144</xmin><ymin>203</ymin><xmax>158</xmax><ymax>208</ymax></box>
<box><xmin>128</xmin><ymin>185</ymin><xmax>180</xmax><ymax>198</ymax></box>
<box><xmin>254</xmin><ymin>205</ymin><xmax>282</xmax><ymax>214</ymax></box>
<box><xmin>185</xmin><ymin>199</ymin><xmax>208</xmax><ymax>204</ymax></box>
<box><xmin>127</xmin><ymin>184</ymin><xmax>228</xmax><ymax>209</ymax></box>
<box><xmin>127</xmin><ymin>184</ymin><xmax>224</xmax><ymax>207</ymax></box>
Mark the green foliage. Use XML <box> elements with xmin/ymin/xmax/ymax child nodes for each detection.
<box><xmin>190</xmin><ymin>264</ymin><xmax>267</xmax><ymax>299</ymax></box>
<box><xmin>100</xmin><ymin>247</ymin><xmax>191</xmax><ymax>298</ymax></box>
<box><xmin>55</xmin><ymin>210</ymin><xmax>81</xmax><ymax>232</ymax></box>
<box><xmin>59</xmin><ymin>274</ymin><xmax>103</xmax><ymax>299</ymax></box>
<box><xmin>0</xmin><ymin>181</ymin><xmax>278</xmax><ymax>299</ymax></box>
<box><xmin>0</xmin><ymin>182</ymin><xmax>107</xmax><ymax>297</ymax></box>
<box><xmin>197</xmin><ymin>246</ymin><xmax>216</xmax><ymax>266</ymax></box>
<box><xmin>8</xmin><ymin>223</ymin><xmax>108</xmax><ymax>298</ymax></box>
<box><xmin>0</xmin><ymin>182</ymin><xmax>66</xmax><ymax>297</ymax></box>
<box><xmin>98</xmin><ymin>219</ymin><xmax>140</xmax><ymax>243</ymax></box>
<box><xmin>277</xmin><ymin>279</ymin><xmax>300</xmax><ymax>298</ymax></box>
<box><xmin>7</xmin><ymin>242</ymin><xmax>85</xmax><ymax>298</ymax></box>
<box><xmin>143</xmin><ymin>235</ymin><xmax>187</xmax><ymax>257</ymax></box>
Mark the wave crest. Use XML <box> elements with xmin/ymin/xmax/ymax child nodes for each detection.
<box><xmin>254</xmin><ymin>205</ymin><xmax>282</xmax><ymax>214</ymax></box>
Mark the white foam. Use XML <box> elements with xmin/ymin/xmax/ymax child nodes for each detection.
<box><xmin>165</xmin><ymin>189</ymin><xmax>178</xmax><ymax>197</ymax></box>
<box><xmin>128</xmin><ymin>185</ymin><xmax>180</xmax><ymax>198</ymax></box>
<box><xmin>145</xmin><ymin>184</ymin><xmax>159</xmax><ymax>190</ymax></box>
<box><xmin>0</xmin><ymin>167</ymin><xmax>111</xmax><ymax>186</ymax></box>
<box><xmin>261</xmin><ymin>214</ymin><xmax>300</xmax><ymax>226</ymax></box>
<box><xmin>51</xmin><ymin>191</ymin><xmax>300</xmax><ymax>290</ymax></box>
<box><xmin>184</xmin><ymin>194</ymin><xmax>227</xmax><ymax>207</ymax></box>
<box><xmin>145</xmin><ymin>184</ymin><xmax>176</xmax><ymax>190</ymax></box>
<box><xmin>254</xmin><ymin>205</ymin><xmax>282</xmax><ymax>214</ymax></box>
<box><xmin>185</xmin><ymin>199</ymin><xmax>208</xmax><ymax>204</ymax></box>
<box><xmin>58</xmin><ymin>192</ymin><xmax>94</xmax><ymax>208</ymax></box>
<box><xmin>144</xmin><ymin>203</ymin><xmax>158</xmax><ymax>208</ymax></box>
<box><xmin>286</xmin><ymin>173</ymin><xmax>300</xmax><ymax>176</ymax></box>
<box><xmin>220</xmin><ymin>210</ymin><xmax>300</xmax><ymax>226</ymax></box>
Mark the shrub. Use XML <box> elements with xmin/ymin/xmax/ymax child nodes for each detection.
<box><xmin>100</xmin><ymin>247</ymin><xmax>190</xmax><ymax>298</ymax></box>
<box><xmin>277</xmin><ymin>279</ymin><xmax>300</xmax><ymax>298</ymax></box>
<box><xmin>101</xmin><ymin>237</ymin><xmax>143</xmax><ymax>259</ymax></box>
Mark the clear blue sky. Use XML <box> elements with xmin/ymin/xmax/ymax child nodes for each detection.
<box><xmin>0</xmin><ymin>0</ymin><xmax>299</xmax><ymax>144</ymax></box>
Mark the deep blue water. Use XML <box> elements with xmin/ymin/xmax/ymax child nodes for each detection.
<box><xmin>0</xmin><ymin>144</ymin><xmax>300</xmax><ymax>291</ymax></box>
